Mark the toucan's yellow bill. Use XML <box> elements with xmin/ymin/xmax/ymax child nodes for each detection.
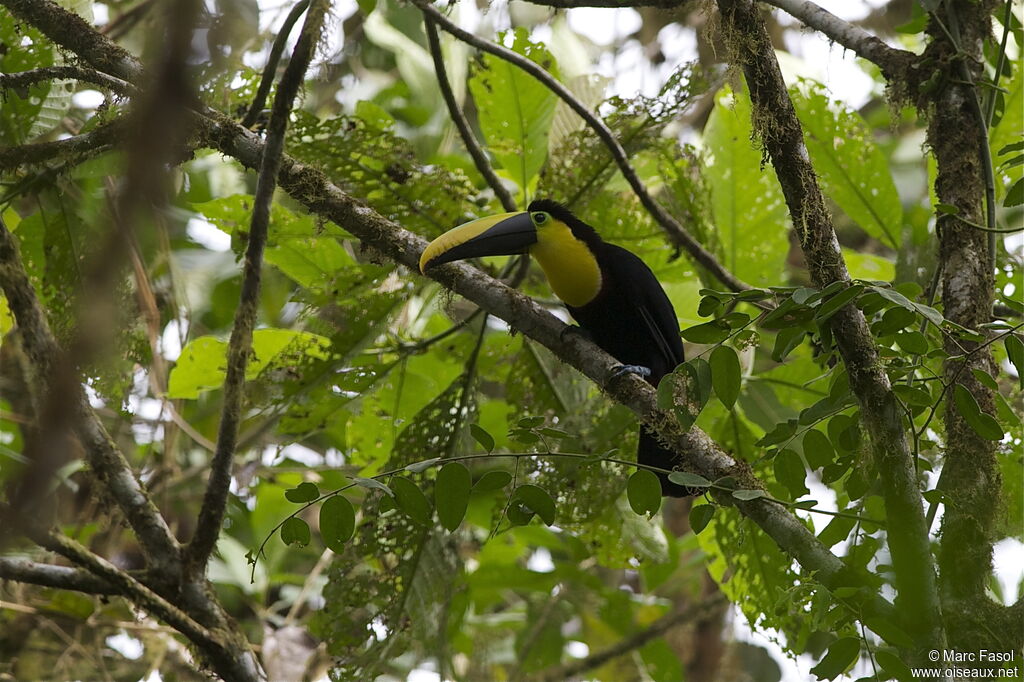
<box><xmin>419</xmin><ymin>212</ymin><xmax>537</xmax><ymax>273</ymax></box>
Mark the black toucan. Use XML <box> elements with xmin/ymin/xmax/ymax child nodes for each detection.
<box><xmin>420</xmin><ymin>199</ymin><xmax>691</xmax><ymax>497</ymax></box>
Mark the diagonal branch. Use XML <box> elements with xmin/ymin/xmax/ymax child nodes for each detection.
<box><xmin>537</xmin><ymin>595</ymin><xmax>729</xmax><ymax>682</ymax></box>
<box><xmin>31</xmin><ymin>530</ymin><xmax>263</xmax><ymax>681</ymax></box>
<box><xmin>0</xmin><ymin>215</ymin><xmax>181</xmax><ymax>576</ymax></box>
<box><xmin>1</xmin><ymin>0</ymin><xmax>141</xmax><ymax>81</ymax></box>
<box><xmin>715</xmin><ymin>0</ymin><xmax>942</xmax><ymax>659</ymax></box>
<box><xmin>184</xmin><ymin>0</ymin><xmax>330</xmax><ymax>576</ymax></box>
<box><xmin>412</xmin><ymin>0</ymin><xmax>753</xmax><ymax>294</ymax></box>
<box><xmin>197</xmin><ymin>110</ymin><xmax>895</xmax><ymax>623</ymax></box>
<box><xmin>423</xmin><ymin>16</ymin><xmax>518</xmax><ymax>213</ymax></box>
<box><xmin>761</xmin><ymin>0</ymin><xmax>918</xmax><ymax>81</ymax></box>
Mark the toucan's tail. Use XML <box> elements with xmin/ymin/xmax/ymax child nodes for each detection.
<box><xmin>638</xmin><ymin>426</ymin><xmax>698</xmax><ymax>497</ymax></box>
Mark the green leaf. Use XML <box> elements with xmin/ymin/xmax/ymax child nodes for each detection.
<box><xmin>391</xmin><ymin>477</ymin><xmax>433</xmax><ymax>525</ymax></box>
<box><xmin>320</xmin><ymin>496</ymin><xmax>356</xmax><ymax>552</ymax></box>
<box><xmin>810</xmin><ymin>637</ymin><xmax>860</xmax><ymax>680</ymax></box>
<box><xmin>1005</xmin><ymin>177</ymin><xmax>1024</xmax><ymax>207</ymax></box>
<box><xmin>513</xmin><ymin>484</ymin><xmax>557</xmax><ymax>526</ymax></box>
<box><xmin>710</xmin><ymin>345</ymin><xmax>742</xmax><ymax>409</ymax></box>
<box><xmin>435</xmin><ymin>462</ymin><xmax>471</xmax><ymax>532</ymax></box>
<box><xmin>894</xmin><ymin>331</ymin><xmax>929</xmax><ymax>354</ymax></box>
<box><xmin>668</xmin><ymin>471</ymin><xmax>711</xmax><ymax>489</ymax></box>
<box><xmin>774</xmin><ymin>449</ymin><xmax>808</xmax><ymax>498</ymax></box>
<box><xmin>469</xmin><ymin>423</ymin><xmax>495</xmax><ymax>452</ymax></box>
<box><xmin>772</xmin><ymin>326</ymin><xmax>806</xmax><ymax>362</ymax></box>
<box><xmin>816</xmin><ymin>514</ymin><xmax>856</xmax><ymax>548</ymax></box>
<box><xmin>1005</xmin><ymin>334</ymin><xmax>1024</xmax><ymax>389</ymax></box>
<box><xmin>627</xmin><ymin>469</ymin><xmax>662</xmax><ymax>516</ymax></box>
<box><xmin>815</xmin><ymin>284</ymin><xmax>864</xmax><ymax>322</ymax></box>
<box><xmin>892</xmin><ymin>384</ymin><xmax>933</xmax><ymax>408</ymax></box>
<box><xmin>793</xmin><ymin>82</ymin><xmax>902</xmax><ymax>248</ymax></box>
<box><xmin>863</xmin><ymin>616</ymin><xmax>914</xmax><ymax>648</ymax></box>
<box><xmin>732</xmin><ymin>489</ymin><xmax>766</xmax><ymax>501</ymax></box>
<box><xmin>680</xmin><ymin>320</ymin><xmax>731</xmax><ymax>344</ymax></box>
<box><xmin>689</xmin><ymin>504</ymin><xmax>715</xmax><ymax>534</ymax></box>
<box><xmin>473</xmin><ymin>470</ymin><xmax>513</xmax><ymax>493</ymax></box>
<box><xmin>802</xmin><ymin>428</ymin><xmax>835</xmax><ymax>469</ymax></box>
<box><xmin>284</xmin><ymin>482</ymin><xmax>320</xmax><ymax>503</ymax></box>
<box><xmin>953</xmin><ymin>384</ymin><xmax>1004</xmax><ymax>440</ymax></box>
<box><xmin>468</xmin><ymin>28</ymin><xmax>559</xmax><ymax>194</ymax></box>
<box><xmin>875</xmin><ymin>650</ymin><xmax>914</xmax><ymax>682</ymax></box>
<box><xmin>168</xmin><ymin>329</ymin><xmax>331</xmax><ymax>399</ymax></box>
<box><xmin>280</xmin><ymin>517</ymin><xmax>311</xmax><ymax>547</ymax></box>
<box><xmin>705</xmin><ymin>86</ymin><xmax>790</xmax><ymax>285</ymax></box>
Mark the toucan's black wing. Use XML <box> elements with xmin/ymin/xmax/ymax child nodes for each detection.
<box><xmin>575</xmin><ymin>242</ymin><xmax>692</xmax><ymax>496</ymax></box>
<box><xmin>593</xmin><ymin>242</ymin><xmax>684</xmax><ymax>378</ymax></box>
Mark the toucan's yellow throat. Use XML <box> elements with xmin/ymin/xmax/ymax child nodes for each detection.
<box><xmin>419</xmin><ymin>207</ymin><xmax>603</xmax><ymax>308</ymax></box>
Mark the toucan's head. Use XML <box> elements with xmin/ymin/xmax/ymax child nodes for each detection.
<box><xmin>420</xmin><ymin>199</ymin><xmax>604</xmax><ymax>307</ymax></box>
<box><xmin>419</xmin><ymin>199</ymin><xmax>598</xmax><ymax>273</ymax></box>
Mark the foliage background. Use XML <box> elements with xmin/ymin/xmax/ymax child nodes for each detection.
<box><xmin>0</xmin><ymin>0</ymin><xmax>1021</xmax><ymax>680</ymax></box>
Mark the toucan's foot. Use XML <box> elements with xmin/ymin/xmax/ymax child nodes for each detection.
<box><xmin>609</xmin><ymin>364</ymin><xmax>652</xmax><ymax>380</ymax></box>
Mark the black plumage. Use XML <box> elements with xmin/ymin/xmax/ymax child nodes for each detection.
<box><xmin>529</xmin><ymin>201</ymin><xmax>690</xmax><ymax>497</ymax></box>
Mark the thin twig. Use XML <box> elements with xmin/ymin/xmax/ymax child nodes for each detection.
<box><xmin>423</xmin><ymin>16</ymin><xmax>517</xmax><ymax>212</ymax></box>
<box><xmin>536</xmin><ymin>596</ymin><xmax>729</xmax><ymax>681</ymax></box>
<box><xmin>412</xmin><ymin>0</ymin><xmax>753</xmax><ymax>293</ymax></box>
<box><xmin>184</xmin><ymin>0</ymin><xmax>329</xmax><ymax>576</ymax></box>
<box><xmin>242</xmin><ymin>0</ymin><xmax>310</xmax><ymax>128</ymax></box>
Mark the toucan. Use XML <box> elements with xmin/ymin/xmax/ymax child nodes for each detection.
<box><xmin>420</xmin><ymin>199</ymin><xmax>690</xmax><ymax>497</ymax></box>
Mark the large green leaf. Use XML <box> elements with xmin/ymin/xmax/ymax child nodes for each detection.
<box><xmin>703</xmin><ymin>87</ymin><xmax>790</xmax><ymax>286</ymax></box>
<box><xmin>168</xmin><ymin>329</ymin><xmax>331</xmax><ymax>398</ymax></box>
<box><xmin>793</xmin><ymin>83</ymin><xmax>903</xmax><ymax>248</ymax></box>
<box><xmin>468</xmin><ymin>28</ymin><xmax>559</xmax><ymax>200</ymax></box>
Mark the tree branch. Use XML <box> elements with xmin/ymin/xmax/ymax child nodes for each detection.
<box><xmin>423</xmin><ymin>16</ymin><xmax>518</xmax><ymax>213</ymax></box>
<box><xmin>241</xmin><ymin>0</ymin><xmax>310</xmax><ymax>128</ymax></box>
<box><xmin>0</xmin><ymin>65</ymin><xmax>133</xmax><ymax>94</ymax></box>
<box><xmin>184</xmin><ymin>0</ymin><xmax>330</xmax><ymax>576</ymax></box>
<box><xmin>0</xmin><ymin>557</ymin><xmax>117</xmax><ymax>594</ymax></box>
<box><xmin>0</xmin><ymin>0</ymin><xmax>141</xmax><ymax>81</ymax></box>
<box><xmin>523</xmin><ymin>0</ymin><xmax>687</xmax><ymax>6</ymax></box>
<box><xmin>715</xmin><ymin>0</ymin><xmax>942</xmax><ymax>658</ymax></box>
<box><xmin>197</xmin><ymin>111</ymin><xmax>895</xmax><ymax>623</ymax></box>
<box><xmin>536</xmin><ymin>595</ymin><xmax>729</xmax><ymax>682</ymax></box>
<box><xmin>411</xmin><ymin>0</ymin><xmax>754</xmax><ymax>294</ymax></box>
<box><xmin>761</xmin><ymin>0</ymin><xmax>918</xmax><ymax>81</ymax></box>
<box><xmin>0</xmin><ymin>118</ymin><xmax>126</xmax><ymax>172</ymax></box>
<box><xmin>0</xmin><ymin>215</ymin><xmax>182</xmax><ymax>575</ymax></box>
<box><xmin>32</xmin><ymin>530</ymin><xmax>263</xmax><ymax>682</ymax></box>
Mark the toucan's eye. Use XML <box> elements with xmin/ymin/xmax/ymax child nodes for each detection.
<box><xmin>533</xmin><ymin>212</ymin><xmax>548</xmax><ymax>225</ymax></box>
